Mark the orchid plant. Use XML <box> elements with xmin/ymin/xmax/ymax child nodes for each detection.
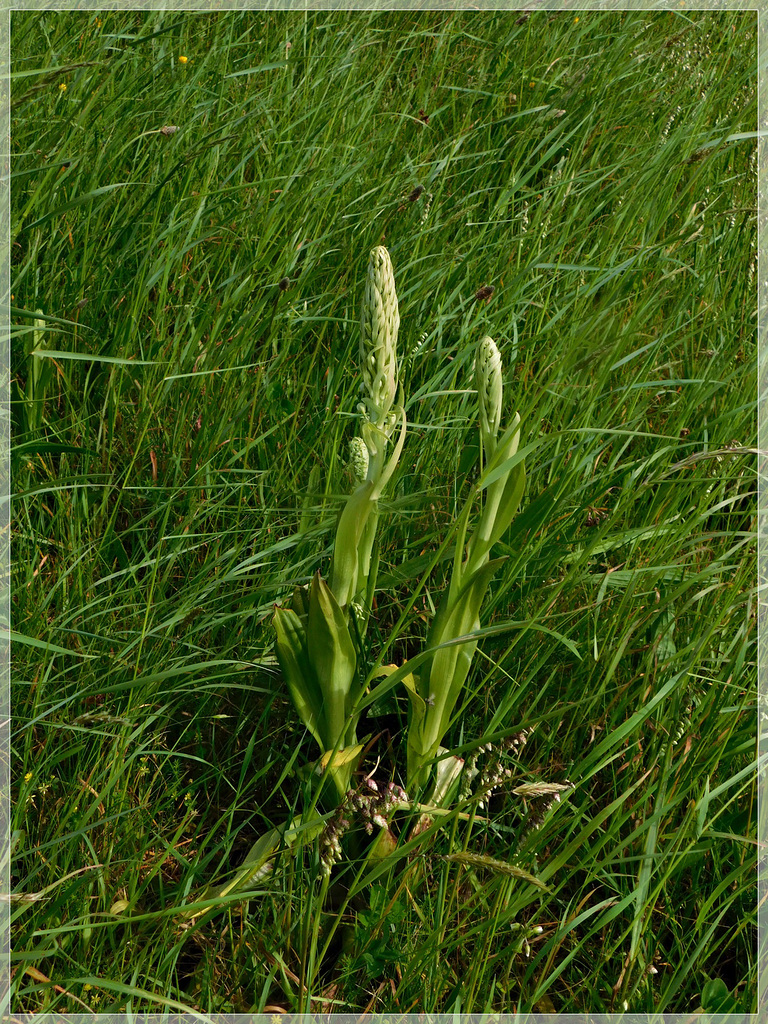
<box><xmin>204</xmin><ymin>245</ymin><xmax>526</xmax><ymax>901</ymax></box>
<box><xmin>272</xmin><ymin>245</ymin><xmax>525</xmax><ymax>802</ymax></box>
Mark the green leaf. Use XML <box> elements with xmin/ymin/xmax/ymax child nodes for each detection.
<box><xmin>31</xmin><ymin>348</ymin><xmax>158</xmax><ymax>366</ymax></box>
<box><xmin>13</xmin><ymin>441</ymin><xmax>97</xmax><ymax>459</ymax></box>
<box><xmin>478</xmin><ymin>435</ymin><xmax>540</xmax><ymax>492</ymax></box>
<box><xmin>212</xmin><ymin>826</ymin><xmax>283</xmax><ymax>900</ymax></box>
<box><xmin>5</xmin><ymin>629</ymin><xmax>96</xmax><ymax>660</ymax></box>
<box><xmin>430</xmin><ymin>750</ymin><xmax>464</xmax><ymax>807</ymax></box>
<box><xmin>319</xmin><ymin>742</ymin><xmax>365</xmax><ymax>771</ymax></box>
<box><xmin>466</xmin><ymin>412</ymin><xmax>526</xmax><ymax>570</ymax></box>
<box><xmin>22</xmin><ymin>182</ymin><xmax>138</xmax><ymax>232</ymax></box>
<box><xmin>428</xmin><ymin>557</ymin><xmax>506</xmax><ymax>720</ymax></box>
<box><xmin>195</xmin><ymin>812</ymin><xmax>329</xmax><ymax>909</ymax></box>
<box><xmin>224</xmin><ymin>61</ymin><xmax>290</xmax><ymax>78</ymax></box>
<box><xmin>330</xmin><ymin>479</ymin><xmax>376</xmax><ymax>609</ymax></box>
<box><xmin>400</xmin><ymin>668</ymin><xmax>425</xmax><ymax>722</ymax></box>
<box><xmin>290</xmin><ymin>584</ymin><xmax>309</xmax><ymax>618</ymax></box>
<box><xmin>354</xmin><ymin>505</ymin><xmax>380</xmax><ymax>633</ymax></box>
<box><xmin>273</xmin><ymin>606</ymin><xmax>325</xmax><ymax>751</ymax></box>
<box><xmin>370</xmin><ymin>405</ymin><xmax>407</xmax><ymax>500</ymax></box>
<box><xmin>699</xmin><ymin>978</ymin><xmax>742</xmax><ymax>1014</ymax></box>
<box><xmin>400</xmin><ymin>668</ymin><xmax>429</xmax><ymax>768</ymax></box>
<box><xmin>306</xmin><ymin>573</ymin><xmax>357</xmax><ymax>743</ymax></box>
<box><xmin>410</xmin><ymin>557</ymin><xmax>506</xmax><ymax>782</ymax></box>
<box><xmin>485</xmin><ymin>459</ymin><xmax>526</xmax><ymax>550</ymax></box>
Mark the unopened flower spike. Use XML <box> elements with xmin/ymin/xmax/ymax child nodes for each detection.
<box><xmin>476</xmin><ymin>335</ymin><xmax>503</xmax><ymax>463</ymax></box>
<box><xmin>359</xmin><ymin>245</ymin><xmax>400</xmax><ymax>436</ymax></box>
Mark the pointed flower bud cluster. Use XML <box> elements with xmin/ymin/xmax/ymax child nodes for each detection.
<box><xmin>359</xmin><ymin>246</ymin><xmax>400</xmax><ymax>435</ymax></box>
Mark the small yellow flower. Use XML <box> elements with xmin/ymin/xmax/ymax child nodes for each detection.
<box><xmin>58</xmin><ymin>82</ymin><xmax>67</xmax><ymax>92</ymax></box>
<box><xmin>529</xmin><ymin>81</ymin><xmax>535</xmax><ymax>88</ymax></box>
<box><xmin>178</xmin><ymin>55</ymin><xmax>188</xmax><ymax>64</ymax></box>
<box><xmin>574</xmin><ymin>17</ymin><xmax>579</xmax><ymax>23</ymax></box>
<box><xmin>24</xmin><ymin>771</ymin><xmax>33</xmax><ymax>783</ymax></box>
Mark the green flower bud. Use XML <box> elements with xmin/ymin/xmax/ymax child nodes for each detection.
<box><xmin>348</xmin><ymin>436</ymin><xmax>370</xmax><ymax>483</ymax></box>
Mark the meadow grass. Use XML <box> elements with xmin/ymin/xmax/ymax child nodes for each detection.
<box><xmin>10</xmin><ymin>8</ymin><xmax>757</xmax><ymax>1015</ymax></box>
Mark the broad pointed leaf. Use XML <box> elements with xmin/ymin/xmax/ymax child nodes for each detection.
<box><xmin>306</xmin><ymin>573</ymin><xmax>357</xmax><ymax>743</ymax></box>
<box><xmin>273</xmin><ymin>606</ymin><xmax>325</xmax><ymax>750</ymax></box>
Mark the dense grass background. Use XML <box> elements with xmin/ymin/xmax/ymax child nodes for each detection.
<box><xmin>10</xmin><ymin>8</ymin><xmax>757</xmax><ymax>1015</ymax></box>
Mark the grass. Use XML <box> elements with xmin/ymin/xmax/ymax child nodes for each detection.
<box><xmin>10</xmin><ymin>7</ymin><xmax>758</xmax><ymax>1016</ymax></box>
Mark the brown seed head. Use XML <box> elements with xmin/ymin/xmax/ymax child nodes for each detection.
<box><xmin>475</xmin><ymin>285</ymin><xmax>495</xmax><ymax>303</ymax></box>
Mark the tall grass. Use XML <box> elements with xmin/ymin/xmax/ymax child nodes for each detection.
<box><xmin>10</xmin><ymin>8</ymin><xmax>757</xmax><ymax>1015</ymax></box>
